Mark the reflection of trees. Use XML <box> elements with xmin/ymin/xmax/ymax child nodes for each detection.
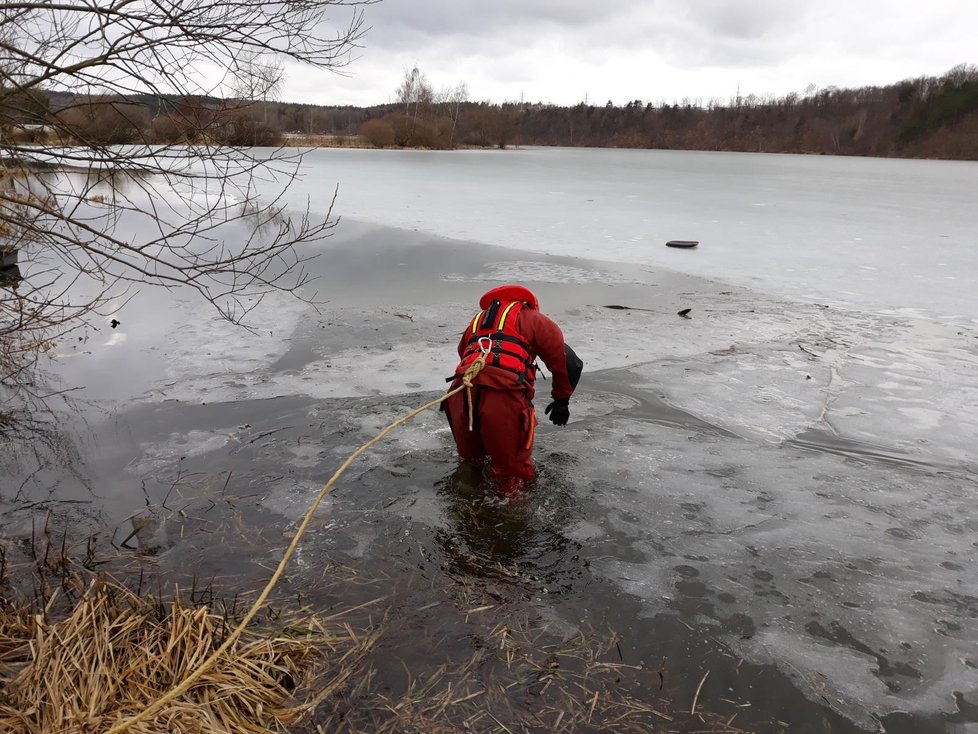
<box><xmin>0</xmin><ymin>356</ymin><xmax>87</xmax><ymax>511</ymax></box>
<box><xmin>1</xmin><ymin>173</ymin><xmax>91</xmax><ymax>390</ymax></box>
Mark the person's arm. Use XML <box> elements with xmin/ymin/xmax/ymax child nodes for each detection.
<box><xmin>521</xmin><ymin>309</ymin><xmax>573</xmax><ymax>400</ymax></box>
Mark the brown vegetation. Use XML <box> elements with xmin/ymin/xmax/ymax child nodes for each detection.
<box><xmin>55</xmin><ymin>99</ymin><xmax>152</xmax><ymax>146</ymax></box>
<box><xmin>12</xmin><ymin>65</ymin><xmax>976</xmax><ymax>157</ymax></box>
<box><xmin>505</xmin><ymin>64</ymin><xmax>978</xmax><ymax>159</ymax></box>
<box><xmin>0</xmin><ymin>566</ymin><xmax>755</xmax><ymax>734</ymax></box>
<box><xmin>0</xmin><ymin>580</ymin><xmax>356</xmax><ymax>734</ymax></box>
<box><xmin>305</xmin><ymin>63</ymin><xmax>978</xmax><ymax>157</ymax></box>
<box><xmin>359</xmin><ymin>118</ymin><xmax>395</xmax><ymax>148</ymax></box>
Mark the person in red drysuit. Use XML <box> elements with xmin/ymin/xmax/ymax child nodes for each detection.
<box><xmin>442</xmin><ymin>285</ymin><xmax>581</xmax><ymax>496</ymax></box>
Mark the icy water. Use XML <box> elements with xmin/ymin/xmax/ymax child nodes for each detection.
<box><xmin>4</xmin><ymin>148</ymin><xmax>978</xmax><ymax>732</ymax></box>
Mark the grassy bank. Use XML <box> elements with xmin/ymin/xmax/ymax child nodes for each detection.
<box><xmin>0</xmin><ymin>557</ymin><xmax>756</xmax><ymax>733</ymax></box>
<box><xmin>280</xmin><ymin>133</ymin><xmax>372</xmax><ymax>148</ymax></box>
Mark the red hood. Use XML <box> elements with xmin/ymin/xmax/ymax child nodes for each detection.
<box><xmin>479</xmin><ymin>285</ymin><xmax>539</xmax><ymax>310</ymax></box>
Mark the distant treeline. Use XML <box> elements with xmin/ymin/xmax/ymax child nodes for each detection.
<box><xmin>355</xmin><ymin>64</ymin><xmax>978</xmax><ymax>159</ymax></box>
<box><xmin>3</xmin><ymin>91</ymin><xmax>285</xmax><ymax>147</ymax></box>
<box><xmin>4</xmin><ymin>64</ymin><xmax>977</xmax><ymax>159</ymax></box>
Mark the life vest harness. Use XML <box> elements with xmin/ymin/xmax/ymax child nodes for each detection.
<box><xmin>455</xmin><ymin>299</ymin><xmax>536</xmax><ymax>387</ymax></box>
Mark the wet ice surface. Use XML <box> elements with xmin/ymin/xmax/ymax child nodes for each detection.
<box><xmin>572</xmin><ymin>412</ymin><xmax>978</xmax><ymax>728</ymax></box>
<box><xmin>7</xmin><ymin>216</ymin><xmax>978</xmax><ymax>730</ymax></box>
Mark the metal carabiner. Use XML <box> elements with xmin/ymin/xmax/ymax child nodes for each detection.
<box><xmin>477</xmin><ymin>336</ymin><xmax>493</xmax><ymax>355</ymax></box>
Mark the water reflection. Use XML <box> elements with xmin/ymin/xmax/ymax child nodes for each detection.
<box><xmin>0</xmin><ymin>331</ymin><xmax>98</xmax><ymax>541</ymax></box>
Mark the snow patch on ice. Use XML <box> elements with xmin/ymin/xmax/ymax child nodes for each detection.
<box><xmin>442</xmin><ymin>260</ymin><xmax>647</xmax><ymax>285</ymax></box>
<box><xmin>159</xmin><ymin>291</ymin><xmax>308</xmax><ymax>382</ymax></box>
<box><xmin>126</xmin><ymin>429</ymin><xmax>231</xmax><ymax>475</ymax></box>
<box><xmin>261</xmin><ymin>479</ymin><xmax>335</xmax><ymax>523</ymax></box>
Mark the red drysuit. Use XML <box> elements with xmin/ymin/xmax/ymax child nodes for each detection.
<box><xmin>442</xmin><ymin>286</ymin><xmax>574</xmax><ymax>485</ymax></box>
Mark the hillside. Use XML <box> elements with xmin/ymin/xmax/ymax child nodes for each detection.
<box><xmin>9</xmin><ymin>65</ymin><xmax>978</xmax><ymax>159</ymax></box>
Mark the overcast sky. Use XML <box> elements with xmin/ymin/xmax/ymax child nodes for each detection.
<box><xmin>283</xmin><ymin>0</ymin><xmax>978</xmax><ymax>107</ymax></box>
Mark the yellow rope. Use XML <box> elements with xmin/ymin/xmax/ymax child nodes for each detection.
<box><xmin>465</xmin><ymin>353</ymin><xmax>487</xmax><ymax>430</ymax></box>
<box><xmin>104</xmin><ymin>357</ymin><xmax>485</xmax><ymax>734</ymax></box>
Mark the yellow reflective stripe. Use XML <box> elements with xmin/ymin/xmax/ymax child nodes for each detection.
<box><xmin>470</xmin><ymin>311</ymin><xmax>482</xmax><ymax>334</ymax></box>
<box><xmin>496</xmin><ymin>302</ymin><xmax>518</xmax><ymax>331</ymax></box>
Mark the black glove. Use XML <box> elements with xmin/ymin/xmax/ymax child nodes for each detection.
<box><xmin>545</xmin><ymin>398</ymin><xmax>570</xmax><ymax>426</ymax></box>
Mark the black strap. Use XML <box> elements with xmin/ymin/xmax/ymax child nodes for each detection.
<box><xmin>480</xmin><ymin>300</ymin><xmax>501</xmax><ymax>330</ymax></box>
<box><xmin>466</xmin><ymin>331</ymin><xmax>531</xmax><ymax>352</ymax></box>
<box><xmin>492</xmin><ymin>347</ymin><xmax>535</xmax><ymax>369</ymax></box>
<box><xmin>463</xmin><ymin>343</ymin><xmax>534</xmax><ymax>370</ymax></box>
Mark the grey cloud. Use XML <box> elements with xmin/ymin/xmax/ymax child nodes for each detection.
<box><xmin>362</xmin><ymin>0</ymin><xmax>648</xmax><ymax>48</ymax></box>
<box><xmin>683</xmin><ymin>0</ymin><xmax>803</xmax><ymax>40</ymax></box>
<box><xmin>361</xmin><ymin>1</ymin><xmax>809</xmax><ymax>70</ymax></box>
<box><xmin>586</xmin><ymin>3</ymin><xmax>803</xmax><ymax>70</ymax></box>
<box><xmin>292</xmin><ymin>0</ymin><xmax>978</xmax><ymax>106</ymax></box>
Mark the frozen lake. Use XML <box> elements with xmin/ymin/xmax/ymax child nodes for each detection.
<box><xmin>5</xmin><ymin>147</ymin><xmax>978</xmax><ymax>732</ymax></box>
<box><xmin>275</xmin><ymin>146</ymin><xmax>978</xmax><ymax>323</ymax></box>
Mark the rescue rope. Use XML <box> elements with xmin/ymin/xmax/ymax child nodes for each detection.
<box><xmin>104</xmin><ymin>356</ymin><xmax>486</xmax><ymax>734</ymax></box>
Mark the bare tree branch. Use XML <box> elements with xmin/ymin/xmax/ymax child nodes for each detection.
<box><xmin>1</xmin><ymin>0</ymin><xmax>375</xmax><ymax>417</ymax></box>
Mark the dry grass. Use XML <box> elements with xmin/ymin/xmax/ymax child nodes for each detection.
<box><xmin>0</xmin><ymin>521</ymin><xmax>759</xmax><ymax>734</ymax></box>
<box><xmin>0</xmin><ymin>578</ymin><xmax>375</xmax><ymax>734</ymax></box>
<box><xmin>316</xmin><ymin>617</ymin><xmax>751</xmax><ymax>734</ymax></box>
<box><xmin>0</xmin><ymin>570</ymin><xmax>756</xmax><ymax>734</ymax></box>
<box><xmin>279</xmin><ymin>133</ymin><xmax>370</xmax><ymax>148</ymax></box>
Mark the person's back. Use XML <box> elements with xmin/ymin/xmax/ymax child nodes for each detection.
<box><xmin>442</xmin><ymin>285</ymin><xmax>580</xmax><ymax>497</ymax></box>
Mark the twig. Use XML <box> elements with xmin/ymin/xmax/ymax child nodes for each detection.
<box><xmin>798</xmin><ymin>343</ymin><xmax>821</xmax><ymax>358</ymax></box>
<box><xmin>691</xmin><ymin>669</ymin><xmax>710</xmax><ymax>715</ymax></box>
<box><xmin>487</xmin><ymin>711</ymin><xmax>515</xmax><ymax>733</ymax></box>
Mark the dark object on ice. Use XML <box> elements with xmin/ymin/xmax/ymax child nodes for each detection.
<box><xmin>0</xmin><ymin>263</ymin><xmax>21</xmax><ymax>286</ymax></box>
<box><xmin>603</xmin><ymin>304</ymin><xmax>656</xmax><ymax>312</ymax></box>
<box><xmin>1</xmin><ymin>246</ymin><xmax>17</xmax><ymax>269</ymax></box>
<box><xmin>110</xmin><ymin>318</ymin><xmax>120</xmax><ymax>328</ymax></box>
<box><xmin>0</xmin><ymin>246</ymin><xmax>20</xmax><ymax>285</ymax></box>
<box><xmin>677</xmin><ymin>308</ymin><xmax>692</xmax><ymax>318</ymax></box>
<box><xmin>666</xmin><ymin>240</ymin><xmax>699</xmax><ymax>248</ymax></box>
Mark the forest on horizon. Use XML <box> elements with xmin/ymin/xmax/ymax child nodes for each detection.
<box><xmin>8</xmin><ymin>63</ymin><xmax>978</xmax><ymax>160</ymax></box>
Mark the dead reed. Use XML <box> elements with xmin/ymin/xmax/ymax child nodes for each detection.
<box><xmin>316</xmin><ymin>613</ymin><xmax>751</xmax><ymax>734</ymax></box>
<box><xmin>0</xmin><ymin>578</ymin><xmax>374</xmax><ymax>734</ymax></box>
<box><xmin>0</xmin><ymin>512</ymin><xmax>759</xmax><ymax>734</ymax></box>
<box><xmin>0</xmin><ymin>570</ymin><xmax>757</xmax><ymax>734</ymax></box>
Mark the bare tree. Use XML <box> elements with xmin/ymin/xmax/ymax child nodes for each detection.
<box><xmin>396</xmin><ymin>66</ymin><xmax>433</xmax><ymax>121</ymax></box>
<box><xmin>942</xmin><ymin>63</ymin><xmax>978</xmax><ymax>86</ymax></box>
<box><xmin>231</xmin><ymin>49</ymin><xmax>285</xmax><ymax>128</ymax></box>
<box><xmin>0</xmin><ymin>0</ymin><xmax>374</xmax><ymax>410</ymax></box>
<box><xmin>441</xmin><ymin>81</ymin><xmax>468</xmax><ymax>148</ymax></box>
<box><xmin>395</xmin><ymin>68</ymin><xmax>418</xmax><ymax>118</ymax></box>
